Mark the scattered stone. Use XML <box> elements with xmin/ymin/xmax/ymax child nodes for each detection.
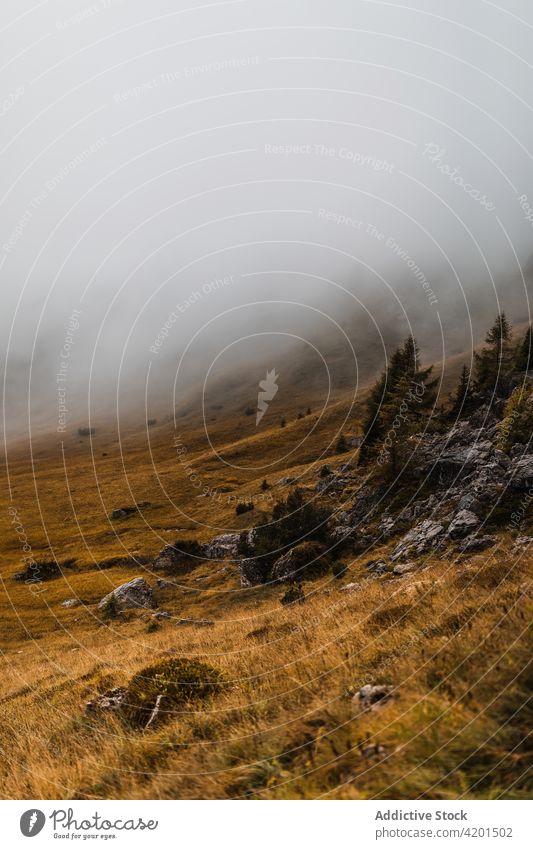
<box><xmin>379</xmin><ymin>515</ymin><xmax>396</xmax><ymax>538</ymax></box>
<box><xmin>340</xmin><ymin>581</ymin><xmax>362</xmax><ymax>593</ymax></box>
<box><xmin>152</xmin><ymin>611</ymin><xmax>171</xmax><ymax>620</ymax></box>
<box><xmin>110</xmin><ymin>506</ymin><xmax>137</xmax><ymax>520</ymax></box>
<box><xmin>397</xmin><ymin>580</ymin><xmax>432</xmax><ymax>601</ymax></box>
<box><xmin>447</xmin><ymin>510</ymin><xmax>480</xmax><ymax>539</ymax></box>
<box><xmin>358</xmin><ymin>742</ymin><xmax>389</xmax><ymax>760</ymax></box>
<box><xmin>457</xmin><ymin>494</ymin><xmax>483</xmax><ymax>515</ymax></box>
<box><xmin>97</xmin><ymin>577</ymin><xmax>156</xmax><ymax>611</ymax></box>
<box><xmin>353</xmin><ymin>684</ymin><xmax>396</xmax><ymax>711</ymax></box>
<box><xmin>513</xmin><ymin>536</ymin><xmax>533</xmax><ymax>552</ymax></box>
<box><xmin>61</xmin><ymin>598</ymin><xmax>81</xmax><ymax>608</ymax></box>
<box><xmin>393</xmin><ymin>561</ymin><xmax>416</xmax><ymax>576</ymax></box>
<box><xmin>86</xmin><ymin>687</ymin><xmax>127</xmax><ymax>714</ymax></box>
<box><xmin>364</xmin><ymin>559</ymin><xmax>388</xmax><ymax>575</ymax></box>
<box><xmin>358</xmin><ymin>743</ymin><xmax>389</xmax><ymax>761</ymax></box>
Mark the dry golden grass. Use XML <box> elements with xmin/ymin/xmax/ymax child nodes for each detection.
<box><xmin>0</xmin><ymin>364</ymin><xmax>531</xmax><ymax>799</ymax></box>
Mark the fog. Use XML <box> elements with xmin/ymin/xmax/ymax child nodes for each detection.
<box><xmin>2</xmin><ymin>0</ymin><xmax>533</xmax><ymax>437</ymax></box>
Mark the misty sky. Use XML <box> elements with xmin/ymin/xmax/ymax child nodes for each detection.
<box><xmin>2</xmin><ymin>0</ymin><xmax>533</xmax><ymax>433</ymax></box>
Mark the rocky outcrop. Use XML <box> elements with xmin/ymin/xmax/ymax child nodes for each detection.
<box><xmin>352</xmin><ymin>684</ymin><xmax>396</xmax><ymax>711</ymax></box>
<box><xmin>390</xmin><ymin>519</ymin><xmax>445</xmax><ymax>561</ymax></box>
<box><xmin>509</xmin><ymin>455</ymin><xmax>533</xmax><ymax>489</ymax></box>
<box><xmin>364</xmin><ymin>559</ymin><xmax>388</xmax><ymax>574</ymax></box>
<box><xmin>97</xmin><ymin>577</ymin><xmax>156</xmax><ymax>611</ymax></box>
<box><xmin>316</xmin><ymin>473</ymin><xmax>350</xmax><ymax>494</ymax></box>
<box><xmin>86</xmin><ymin>687</ymin><xmax>127</xmax><ymax>713</ymax></box>
<box><xmin>447</xmin><ymin>510</ymin><xmax>480</xmax><ymax>539</ymax></box>
<box><xmin>458</xmin><ymin>534</ymin><xmax>496</xmax><ymax>553</ymax></box>
<box><xmin>110</xmin><ymin>506</ymin><xmax>137</xmax><ymax>520</ymax></box>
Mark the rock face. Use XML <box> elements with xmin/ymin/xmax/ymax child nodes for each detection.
<box><xmin>447</xmin><ymin>510</ymin><xmax>480</xmax><ymax>539</ymax></box>
<box><xmin>203</xmin><ymin>533</ymin><xmax>240</xmax><ymax>560</ymax></box>
<box><xmin>459</xmin><ymin>534</ymin><xmax>496</xmax><ymax>553</ymax></box>
<box><xmin>97</xmin><ymin>577</ymin><xmax>156</xmax><ymax>611</ymax></box>
<box><xmin>509</xmin><ymin>455</ymin><xmax>533</xmax><ymax>489</ymax></box>
<box><xmin>239</xmin><ymin>558</ymin><xmax>268</xmax><ymax>587</ymax></box>
<box><xmin>390</xmin><ymin>520</ymin><xmax>444</xmax><ymax>561</ymax></box>
<box><xmin>316</xmin><ymin>473</ymin><xmax>350</xmax><ymax>494</ymax></box>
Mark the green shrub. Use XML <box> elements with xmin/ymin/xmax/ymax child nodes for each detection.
<box><xmin>331</xmin><ymin>560</ymin><xmax>348</xmax><ymax>579</ymax></box>
<box><xmin>335</xmin><ymin>434</ymin><xmax>348</xmax><ymax>453</ymax></box>
<box><xmin>280</xmin><ymin>582</ymin><xmax>305</xmax><ymax>606</ymax></box>
<box><xmin>497</xmin><ymin>384</ymin><xmax>533</xmax><ymax>452</ymax></box>
<box><xmin>123</xmin><ymin>658</ymin><xmax>225</xmax><ymax>729</ymax></box>
<box><xmin>242</xmin><ymin>489</ymin><xmax>330</xmax><ymax>566</ymax></box>
<box><xmin>100</xmin><ymin>593</ymin><xmax>119</xmax><ymax>620</ymax></box>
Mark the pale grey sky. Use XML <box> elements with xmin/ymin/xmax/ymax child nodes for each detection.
<box><xmin>2</xmin><ymin>0</ymin><xmax>533</xmax><ymax>432</ymax></box>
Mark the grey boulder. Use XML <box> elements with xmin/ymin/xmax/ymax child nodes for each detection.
<box><xmin>97</xmin><ymin>577</ymin><xmax>156</xmax><ymax>611</ymax></box>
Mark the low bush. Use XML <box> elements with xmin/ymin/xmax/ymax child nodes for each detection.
<box><xmin>123</xmin><ymin>658</ymin><xmax>225</xmax><ymax>729</ymax></box>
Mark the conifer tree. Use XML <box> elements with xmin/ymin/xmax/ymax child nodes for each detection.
<box><xmin>474</xmin><ymin>313</ymin><xmax>513</xmax><ymax>395</ymax></box>
<box><xmin>449</xmin><ymin>364</ymin><xmax>474</xmax><ymax>418</ymax></box>
<box><xmin>516</xmin><ymin>326</ymin><xmax>533</xmax><ymax>372</ymax></box>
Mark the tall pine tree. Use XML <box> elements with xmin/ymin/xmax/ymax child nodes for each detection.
<box><xmin>515</xmin><ymin>325</ymin><xmax>533</xmax><ymax>372</ymax></box>
<box><xmin>474</xmin><ymin>312</ymin><xmax>513</xmax><ymax>395</ymax></box>
<box><xmin>359</xmin><ymin>336</ymin><xmax>437</xmax><ymax>473</ymax></box>
<box><xmin>449</xmin><ymin>364</ymin><xmax>474</xmax><ymax>418</ymax></box>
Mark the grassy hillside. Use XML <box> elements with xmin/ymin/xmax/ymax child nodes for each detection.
<box><xmin>0</xmin><ymin>346</ymin><xmax>531</xmax><ymax>800</ymax></box>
